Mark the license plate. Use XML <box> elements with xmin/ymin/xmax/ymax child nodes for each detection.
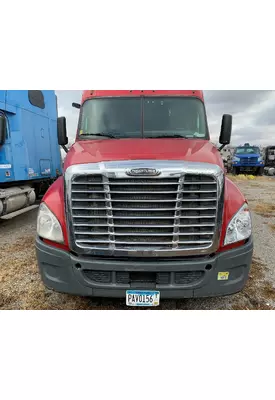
<box><xmin>126</xmin><ymin>291</ymin><xmax>160</xmax><ymax>307</ymax></box>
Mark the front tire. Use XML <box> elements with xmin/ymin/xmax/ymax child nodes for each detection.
<box><xmin>258</xmin><ymin>167</ymin><xmax>264</xmax><ymax>176</ymax></box>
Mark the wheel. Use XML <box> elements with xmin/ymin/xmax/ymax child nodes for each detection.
<box><xmin>258</xmin><ymin>167</ymin><xmax>264</xmax><ymax>176</ymax></box>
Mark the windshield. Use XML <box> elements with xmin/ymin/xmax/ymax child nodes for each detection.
<box><xmin>236</xmin><ymin>147</ymin><xmax>260</xmax><ymax>155</ymax></box>
<box><xmin>78</xmin><ymin>97</ymin><xmax>208</xmax><ymax>139</ymax></box>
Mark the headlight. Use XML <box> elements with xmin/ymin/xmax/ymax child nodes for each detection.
<box><xmin>258</xmin><ymin>156</ymin><xmax>263</xmax><ymax>162</ymax></box>
<box><xmin>233</xmin><ymin>156</ymin><xmax>240</xmax><ymax>162</ymax></box>
<box><xmin>224</xmin><ymin>203</ymin><xmax>252</xmax><ymax>245</ymax></box>
<box><xmin>37</xmin><ymin>203</ymin><xmax>64</xmax><ymax>243</ymax></box>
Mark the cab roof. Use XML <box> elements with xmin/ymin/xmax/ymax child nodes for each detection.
<box><xmin>82</xmin><ymin>90</ymin><xmax>204</xmax><ymax>103</ymax></box>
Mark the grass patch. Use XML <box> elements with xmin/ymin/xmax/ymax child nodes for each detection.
<box><xmin>231</xmin><ymin>257</ymin><xmax>275</xmax><ymax>310</ymax></box>
<box><xmin>229</xmin><ymin>174</ymin><xmax>256</xmax><ymax>181</ymax></box>
<box><xmin>253</xmin><ymin>203</ymin><xmax>275</xmax><ymax>217</ymax></box>
<box><xmin>250</xmin><ymin>182</ymin><xmax>262</xmax><ymax>187</ymax></box>
<box><xmin>228</xmin><ymin>174</ymin><xmax>272</xmax><ymax>182</ymax></box>
<box><xmin>0</xmin><ymin>236</ymin><xmax>127</xmax><ymax>310</ymax></box>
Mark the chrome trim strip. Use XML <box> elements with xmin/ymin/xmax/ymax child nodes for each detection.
<box><xmin>75</xmin><ymin>231</ymin><xmax>215</xmax><ymax>237</ymax></box>
<box><xmin>72</xmin><ymin>181</ymin><xmax>217</xmax><ymax>185</ymax></box>
<box><xmin>72</xmin><ymin>215</ymin><xmax>216</xmax><ymax>220</ymax></box>
<box><xmin>72</xmin><ymin>190</ymin><xmax>217</xmax><ymax>194</ymax></box>
<box><xmin>75</xmin><ymin>240</ymin><xmax>213</xmax><ymax>245</ymax></box>
<box><xmin>72</xmin><ymin>206</ymin><xmax>217</xmax><ymax>211</ymax></box>
<box><xmin>72</xmin><ymin>198</ymin><xmax>217</xmax><ymax>203</ymax></box>
<box><xmin>73</xmin><ymin>224</ymin><xmax>216</xmax><ymax>228</ymax></box>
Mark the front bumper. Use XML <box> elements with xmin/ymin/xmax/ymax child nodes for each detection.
<box><xmin>233</xmin><ymin>163</ymin><xmax>264</xmax><ymax>168</ymax></box>
<box><xmin>36</xmin><ymin>237</ymin><xmax>253</xmax><ymax>299</ymax></box>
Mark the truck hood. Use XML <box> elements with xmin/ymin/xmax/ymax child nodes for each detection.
<box><xmin>64</xmin><ymin>139</ymin><xmax>224</xmax><ymax>170</ymax></box>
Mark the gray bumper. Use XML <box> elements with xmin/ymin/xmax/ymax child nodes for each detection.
<box><xmin>35</xmin><ymin>237</ymin><xmax>253</xmax><ymax>299</ymax></box>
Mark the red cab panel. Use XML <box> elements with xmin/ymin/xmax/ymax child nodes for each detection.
<box><xmin>42</xmin><ymin>177</ymin><xmax>69</xmax><ymax>249</ymax></box>
<box><xmin>64</xmin><ymin>139</ymin><xmax>224</xmax><ymax>171</ymax></box>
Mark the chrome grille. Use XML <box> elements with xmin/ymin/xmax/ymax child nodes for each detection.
<box><xmin>240</xmin><ymin>157</ymin><xmax>258</xmax><ymax>165</ymax></box>
<box><xmin>68</xmin><ymin>164</ymin><xmax>221</xmax><ymax>257</ymax></box>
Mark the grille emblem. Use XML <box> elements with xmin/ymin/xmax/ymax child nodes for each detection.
<box><xmin>126</xmin><ymin>168</ymin><xmax>161</xmax><ymax>176</ymax></box>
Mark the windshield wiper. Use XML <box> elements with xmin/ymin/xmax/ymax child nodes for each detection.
<box><xmin>81</xmin><ymin>132</ymin><xmax>118</xmax><ymax>139</ymax></box>
<box><xmin>146</xmin><ymin>135</ymin><xmax>188</xmax><ymax>139</ymax></box>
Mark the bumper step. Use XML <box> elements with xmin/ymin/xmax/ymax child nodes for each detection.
<box><xmin>1</xmin><ymin>204</ymin><xmax>39</xmax><ymax>220</ymax></box>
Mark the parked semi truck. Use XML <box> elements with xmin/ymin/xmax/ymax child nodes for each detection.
<box><xmin>231</xmin><ymin>143</ymin><xmax>264</xmax><ymax>175</ymax></box>
<box><xmin>36</xmin><ymin>90</ymin><xmax>253</xmax><ymax>306</ymax></box>
<box><xmin>264</xmin><ymin>146</ymin><xmax>275</xmax><ymax>176</ymax></box>
<box><xmin>0</xmin><ymin>91</ymin><xmax>62</xmax><ymax>219</ymax></box>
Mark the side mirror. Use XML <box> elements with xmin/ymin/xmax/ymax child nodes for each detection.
<box><xmin>57</xmin><ymin>117</ymin><xmax>69</xmax><ymax>153</ymax></box>
<box><xmin>57</xmin><ymin>117</ymin><xmax>68</xmax><ymax>145</ymax></box>
<box><xmin>0</xmin><ymin>115</ymin><xmax>7</xmax><ymax>146</ymax></box>
<box><xmin>72</xmin><ymin>103</ymin><xmax>81</xmax><ymax>109</ymax></box>
<box><xmin>219</xmin><ymin>114</ymin><xmax>232</xmax><ymax>147</ymax></box>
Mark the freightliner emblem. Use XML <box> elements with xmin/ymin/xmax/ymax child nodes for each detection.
<box><xmin>126</xmin><ymin>168</ymin><xmax>161</xmax><ymax>176</ymax></box>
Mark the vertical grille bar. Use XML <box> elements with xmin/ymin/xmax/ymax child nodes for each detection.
<box><xmin>103</xmin><ymin>176</ymin><xmax>115</xmax><ymax>250</ymax></box>
<box><xmin>172</xmin><ymin>176</ymin><xmax>184</xmax><ymax>249</ymax></box>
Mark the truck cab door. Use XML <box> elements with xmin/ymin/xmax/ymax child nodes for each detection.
<box><xmin>34</xmin><ymin>114</ymin><xmax>52</xmax><ymax>178</ymax></box>
<box><xmin>0</xmin><ymin>112</ymin><xmax>14</xmax><ymax>183</ymax></box>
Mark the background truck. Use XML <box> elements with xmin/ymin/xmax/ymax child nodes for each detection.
<box><xmin>264</xmin><ymin>146</ymin><xmax>275</xmax><ymax>176</ymax></box>
<box><xmin>231</xmin><ymin>143</ymin><xmax>264</xmax><ymax>175</ymax></box>
<box><xmin>36</xmin><ymin>90</ymin><xmax>253</xmax><ymax>306</ymax></box>
<box><xmin>0</xmin><ymin>90</ymin><xmax>62</xmax><ymax>219</ymax></box>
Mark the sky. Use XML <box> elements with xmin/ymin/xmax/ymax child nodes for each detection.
<box><xmin>55</xmin><ymin>91</ymin><xmax>275</xmax><ymax>147</ymax></box>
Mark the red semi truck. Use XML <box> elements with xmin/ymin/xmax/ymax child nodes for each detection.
<box><xmin>36</xmin><ymin>90</ymin><xmax>253</xmax><ymax>307</ymax></box>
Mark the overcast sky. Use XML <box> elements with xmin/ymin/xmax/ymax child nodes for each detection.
<box><xmin>55</xmin><ymin>91</ymin><xmax>275</xmax><ymax>146</ymax></box>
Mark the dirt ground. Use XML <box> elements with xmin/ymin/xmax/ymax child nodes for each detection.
<box><xmin>1</xmin><ymin>175</ymin><xmax>275</xmax><ymax>310</ymax></box>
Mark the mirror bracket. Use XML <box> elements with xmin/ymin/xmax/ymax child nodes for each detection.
<box><xmin>72</xmin><ymin>103</ymin><xmax>81</xmax><ymax>109</ymax></box>
<box><xmin>219</xmin><ymin>144</ymin><xmax>226</xmax><ymax>152</ymax></box>
<box><xmin>62</xmin><ymin>145</ymin><xmax>68</xmax><ymax>153</ymax></box>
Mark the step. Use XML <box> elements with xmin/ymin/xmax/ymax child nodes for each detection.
<box><xmin>0</xmin><ymin>204</ymin><xmax>39</xmax><ymax>220</ymax></box>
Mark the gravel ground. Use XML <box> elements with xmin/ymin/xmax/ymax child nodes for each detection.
<box><xmin>1</xmin><ymin>175</ymin><xmax>275</xmax><ymax>310</ymax></box>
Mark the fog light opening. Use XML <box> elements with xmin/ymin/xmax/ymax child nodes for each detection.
<box><xmin>75</xmin><ymin>263</ymin><xmax>82</xmax><ymax>270</ymax></box>
<box><xmin>205</xmin><ymin>264</ymin><xmax>213</xmax><ymax>271</ymax></box>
